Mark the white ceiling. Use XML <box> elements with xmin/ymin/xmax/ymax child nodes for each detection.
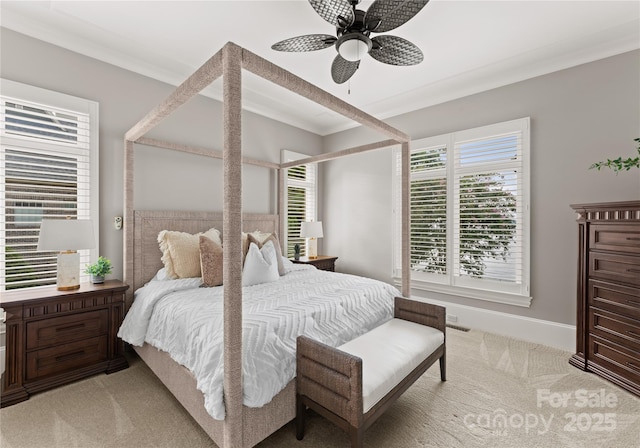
<box><xmin>1</xmin><ymin>1</ymin><xmax>639</xmax><ymax>136</ymax></box>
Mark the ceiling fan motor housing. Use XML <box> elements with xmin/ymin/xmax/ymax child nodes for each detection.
<box><xmin>337</xmin><ymin>9</ymin><xmax>369</xmax><ymax>36</ymax></box>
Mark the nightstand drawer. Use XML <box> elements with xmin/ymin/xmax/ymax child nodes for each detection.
<box><xmin>291</xmin><ymin>256</ymin><xmax>338</xmax><ymax>272</ymax></box>
<box><xmin>26</xmin><ymin>309</ymin><xmax>109</xmax><ymax>350</ymax></box>
<box><xmin>26</xmin><ymin>335</ymin><xmax>108</xmax><ymax>381</ymax></box>
<box><xmin>313</xmin><ymin>260</ymin><xmax>336</xmax><ymax>271</ymax></box>
<box><xmin>589</xmin><ymin>252</ymin><xmax>640</xmax><ymax>287</ymax></box>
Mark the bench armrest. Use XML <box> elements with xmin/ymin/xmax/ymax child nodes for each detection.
<box><xmin>297</xmin><ymin>335</ymin><xmax>364</xmax><ymax>426</ymax></box>
<box><xmin>394</xmin><ymin>297</ymin><xmax>446</xmax><ymax>334</ymax></box>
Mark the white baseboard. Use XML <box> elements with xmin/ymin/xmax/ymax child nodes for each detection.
<box><xmin>410</xmin><ymin>296</ymin><xmax>576</xmax><ymax>352</ymax></box>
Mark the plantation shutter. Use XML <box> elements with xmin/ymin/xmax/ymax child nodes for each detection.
<box><xmin>1</xmin><ymin>91</ymin><xmax>95</xmax><ymax>291</ymax></box>
<box><xmin>453</xmin><ymin>131</ymin><xmax>524</xmax><ymax>290</ymax></box>
<box><xmin>283</xmin><ymin>151</ymin><xmax>317</xmax><ymax>258</ymax></box>
<box><xmin>409</xmin><ymin>145</ymin><xmax>448</xmax><ymax>275</ymax></box>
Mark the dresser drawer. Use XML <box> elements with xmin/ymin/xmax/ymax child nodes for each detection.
<box><xmin>588</xmin><ymin>336</ymin><xmax>640</xmax><ymax>385</ymax></box>
<box><xmin>590</xmin><ymin>224</ymin><xmax>640</xmax><ymax>255</ymax></box>
<box><xmin>25</xmin><ymin>335</ymin><xmax>108</xmax><ymax>381</ymax></box>
<box><xmin>589</xmin><ymin>280</ymin><xmax>640</xmax><ymax>320</ymax></box>
<box><xmin>589</xmin><ymin>308</ymin><xmax>640</xmax><ymax>352</ymax></box>
<box><xmin>26</xmin><ymin>309</ymin><xmax>109</xmax><ymax>350</ymax></box>
<box><xmin>589</xmin><ymin>252</ymin><xmax>640</xmax><ymax>287</ymax></box>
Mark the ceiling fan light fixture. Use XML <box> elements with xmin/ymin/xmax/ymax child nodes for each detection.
<box><xmin>336</xmin><ymin>33</ymin><xmax>372</xmax><ymax>62</ymax></box>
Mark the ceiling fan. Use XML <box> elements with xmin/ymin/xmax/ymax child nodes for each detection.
<box><xmin>271</xmin><ymin>0</ymin><xmax>429</xmax><ymax>84</ymax></box>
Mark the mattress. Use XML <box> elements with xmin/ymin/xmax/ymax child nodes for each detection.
<box><xmin>118</xmin><ymin>264</ymin><xmax>398</xmax><ymax>420</ymax></box>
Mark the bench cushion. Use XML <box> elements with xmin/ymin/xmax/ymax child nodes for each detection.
<box><xmin>338</xmin><ymin>318</ymin><xmax>444</xmax><ymax>412</ymax></box>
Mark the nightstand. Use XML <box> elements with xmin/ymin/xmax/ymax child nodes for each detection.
<box><xmin>291</xmin><ymin>255</ymin><xmax>338</xmax><ymax>272</ymax></box>
<box><xmin>1</xmin><ymin>280</ymin><xmax>129</xmax><ymax>407</ymax></box>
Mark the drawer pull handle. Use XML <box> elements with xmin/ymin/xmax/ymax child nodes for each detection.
<box><xmin>627</xmin><ymin>237</ymin><xmax>640</xmax><ymax>241</ymax></box>
<box><xmin>628</xmin><ymin>300</ymin><xmax>640</xmax><ymax>306</ymax></box>
<box><xmin>626</xmin><ymin>268</ymin><xmax>640</xmax><ymax>274</ymax></box>
<box><xmin>55</xmin><ymin>350</ymin><xmax>86</xmax><ymax>363</ymax></box>
<box><xmin>627</xmin><ymin>330</ymin><xmax>640</xmax><ymax>339</ymax></box>
<box><xmin>55</xmin><ymin>323</ymin><xmax>85</xmax><ymax>333</ymax></box>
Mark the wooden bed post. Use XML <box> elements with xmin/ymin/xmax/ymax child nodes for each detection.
<box><xmin>401</xmin><ymin>141</ymin><xmax>411</xmax><ymax>297</ymax></box>
<box><xmin>123</xmin><ymin>139</ymin><xmax>135</xmax><ymax>307</ymax></box>
<box><xmin>278</xmin><ymin>167</ymin><xmax>286</xmax><ymax>254</ymax></box>
<box><xmin>222</xmin><ymin>42</ymin><xmax>244</xmax><ymax>447</ymax></box>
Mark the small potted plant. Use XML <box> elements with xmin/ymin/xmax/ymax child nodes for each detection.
<box><xmin>85</xmin><ymin>256</ymin><xmax>112</xmax><ymax>284</ymax></box>
<box><xmin>294</xmin><ymin>243</ymin><xmax>301</xmax><ymax>260</ymax></box>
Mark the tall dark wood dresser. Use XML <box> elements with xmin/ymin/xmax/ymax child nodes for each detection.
<box><xmin>569</xmin><ymin>201</ymin><xmax>640</xmax><ymax>396</ymax></box>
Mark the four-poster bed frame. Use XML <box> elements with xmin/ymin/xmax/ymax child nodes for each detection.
<box><xmin>123</xmin><ymin>42</ymin><xmax>411</xmax><ymax>448</ymax></box>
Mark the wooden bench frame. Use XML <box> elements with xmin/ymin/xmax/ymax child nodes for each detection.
<box><xmin>296</xmin><ymin>297</ymin><xmax>446</xmax><ymax>448</ymax></box>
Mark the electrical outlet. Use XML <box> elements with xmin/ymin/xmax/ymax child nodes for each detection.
<box><xmin>446</xmin><ymin>314</ymin><xmax>458</xmax><ymax>323</ymax></box>
<box><xmin>114</xmin><ymin>216</ymin><xmax>123</xmax><ymax>230</ymax></box>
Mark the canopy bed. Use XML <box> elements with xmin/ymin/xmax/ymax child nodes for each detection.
<box><xmin>122</xmin><ymin>42</ymin><xmax>411</xmax><ymax>447</ymax></box>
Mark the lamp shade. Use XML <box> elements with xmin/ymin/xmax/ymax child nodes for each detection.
<box><xmin>37</xmin><ymin>219</ymin><xmax>95</xmax><ymax>251</ymax></box>
<box><xmin>300</xmin><ymin>221</ymin><xmax>323</xmax><ymax>239</ymax></box>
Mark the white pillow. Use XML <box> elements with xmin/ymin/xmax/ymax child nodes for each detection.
<box><xmin>242</xmin><ymin>240</ymin><xmax>279</xmax><ymax>286</ymax></box>
<box><xmin>151</xmin><ymin>268</ymin><xmax>170</xmax><ymax>282</ymax></box>
<box><xmin>281</xmin><ymin>257</ymin><xmax>294</xmax><ymax>274</ymax></box>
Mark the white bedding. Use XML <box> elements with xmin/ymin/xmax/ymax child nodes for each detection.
<box><xmin>118</xmin><ymin>264</ymin><xmax>398</xmax><ymax>420</ymax></box>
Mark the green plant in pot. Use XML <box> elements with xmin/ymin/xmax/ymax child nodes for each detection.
<box><xmin>85</xmin><ymin>256</ymin><xmax>112</xmax><ymax>284</ymax></box>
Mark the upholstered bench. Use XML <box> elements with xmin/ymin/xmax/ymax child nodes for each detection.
<box><xmin>296</xmin><ymin>297</ymin><xmax>446</xmax><ymax>448</ymax></box>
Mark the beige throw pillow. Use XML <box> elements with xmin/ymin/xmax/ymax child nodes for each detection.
<box><xmin>247</xmin><ymin>232</ymin><xmax>285</xmax><ymax>276</ymax></box>
<box><xmin>158</xmin><ymin>228</ymin><xmax>221</xmax><ymax>278</ymax></box>
<box><xmin>199</xmin><ymin>235</ymin><xmax>223</xmax><ymax>287</ymax></box>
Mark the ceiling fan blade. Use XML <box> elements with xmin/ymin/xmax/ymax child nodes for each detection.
<box><xmin>331</xmin><ymin>54</ymin><xmax>360</xmax><ymax>84</ymax></box>
<box><xmin>365</xmin><ymin>0</ymin><xmax>429</xmax><ymax>33</ymax></box>
<box><xmin>271</xmin><ymin>34</ymin><xmax>337</xmax><ymax>52</ymax></box>
<box><xmin>308</xmin><ymin>0</ymin><xmax>355</xmax><ymax>27</ymax></box>
<box><xmin>370</xmin><ymin>35</ymin><xmax>423</xmax><ymax>66</ymax></box>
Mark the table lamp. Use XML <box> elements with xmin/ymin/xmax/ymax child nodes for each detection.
<box><xmin>300</xmin><ymin>221</ymin><xmax>323</xmax><ymax>259</ymax></box>
<box><xmin>37</xmin><ymin>218</ymin><xmax>95</xmax><ymax>290</ymax></box>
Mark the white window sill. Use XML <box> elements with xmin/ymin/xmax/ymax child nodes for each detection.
<box><xmin>393</xmin><ymin>277</ymin><xmax>532</xmax><ymax>308</ymax></box>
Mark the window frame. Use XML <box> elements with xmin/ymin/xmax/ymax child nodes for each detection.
<box><xmin>1</xmin><ymin>79</ymin><xmax>99</xmax><ymax>291</ymax></box>
<box><xmin>393</xmin><ymin>118</ymin><xmax>531</xmax><ymax>307</ymax></box>
<box><xmin>282</xmin><ymin>150</ymin><xmax>318</xmax><ymax>258</ymax></box>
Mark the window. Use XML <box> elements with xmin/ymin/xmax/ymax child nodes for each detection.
<box><xmin>394</xmin><ymin>118</ymin><xmax>530</xmax><ymax>306</ymax></box>
<box><xmin>1</xmin><ymin>79</ymin><xmax>98</xmax><ymax>291</ymax></box>
<box><xmin>282</xmin><ymin>150</ymin><xmax>317</xmax><ymax>257</ymax></box>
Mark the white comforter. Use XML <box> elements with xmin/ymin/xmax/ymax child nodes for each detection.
<box><xmin>118</xmin><ymin>265</ymin><xmax>398</xmax><ymax>420</ymax></box>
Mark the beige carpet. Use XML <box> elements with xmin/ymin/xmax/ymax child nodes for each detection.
<box><xmin>1</xmin><ymin>329</ymin><xmax>639</xmax><ymax>448</ymax></box>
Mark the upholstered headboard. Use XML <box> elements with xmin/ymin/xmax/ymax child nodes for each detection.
<box><xmin>132</xmin><ymin>210</ymin><xmax>279</xmax><ymax>293</ymax></box>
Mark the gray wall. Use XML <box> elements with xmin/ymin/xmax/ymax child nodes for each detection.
<box><xmin>0</xmin><ymin>28</ymin><xmax>324</xmax><ymax>281</ymax></box>
<box><xmin>322</xmin><ymin>50</ymin><xmax>640</xmax><ymax>325</ymax></box>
